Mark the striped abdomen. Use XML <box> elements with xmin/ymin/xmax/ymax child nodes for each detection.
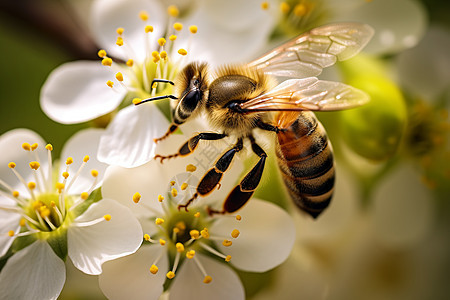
<box><xmin>275</xmin><ymin>111</ymin><xmax>335</xmax><ymax>219</ymax></box>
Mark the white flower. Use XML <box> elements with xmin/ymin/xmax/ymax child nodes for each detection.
<box><xmin>0</xmin><ymin>129</ymin><xmax>143</xmax><ymax>300</ymax></box>
<box><xmin>40</xmin><ymin>0</ymin><xmax>276</xmax><ymax>168</ymax></box>
<box><xmin>98</xmin><ymin>122</ymin><xmax>296</xmax><ymax>300</ymax></box>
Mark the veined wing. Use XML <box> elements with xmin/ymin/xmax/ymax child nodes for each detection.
<box><xmin>239</xmin><ymin>78</ymin><xmax>369</xmax><ymax>112</ymax></box>
<box><xmin>247</xmin><ymin>23</ymin><xmax>374</xmax><ymax>78</ymax></box>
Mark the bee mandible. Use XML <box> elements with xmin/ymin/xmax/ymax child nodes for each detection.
<box><xmin>135</xmin><ymin>22</ymin><xmax>374</xmax><ymax>218</ymax></box>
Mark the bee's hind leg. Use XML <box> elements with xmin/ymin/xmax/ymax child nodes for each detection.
<box><xmin>155</xmin><ymin>132</ymin><xmax>227</xmax><ymax>163</ymax></box>
<box><xmin>154</xmin><ymin>123</ymin><xmax>179</xmax><ymax>144</ymax></box>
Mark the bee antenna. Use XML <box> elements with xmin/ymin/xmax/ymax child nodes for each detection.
<box><xmin>135</xmin><ymin>95</ymin><xmax>178</xmax><ymax>105</ymax></box>
<box><xmin>151</xmin><ymin>79</ymin><xmax>175</xmax><ymax>86</ymax></box>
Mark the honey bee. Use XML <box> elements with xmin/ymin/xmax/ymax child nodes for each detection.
<box><xmin>136</xmin><ymin>23</ymin><xmax>374</xmax><ymax>218</ymax></box>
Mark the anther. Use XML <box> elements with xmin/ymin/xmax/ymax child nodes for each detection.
<box><xmin>178</xmin><ymin>48</ymin><xmax>187</xmax><ymax>56</ymax></box>
<box><xmin>189</xmin><ymin>25</ymin><xmax>198</xmax><ymax>34</ymax></box>
<box><xmin>261</xmin><ymin>1</ymin><xmax>269</xmax><ymax>10</ymax></box>
<box><xmin>294</xmin><ymin>4</ymin><xmax>307</xmax><ymax>16</ymax></box>
<box><xmin>236</xmin><ymin>215</ymin><xmax>242</xmax><ymax>221</ymax></box>
<box><xmin>171</xmin><ymin>188</ymin><xmax>178</xmax><ymax>197</ymax></box>
<box><xmin>170</xmin><ymin>181</ymin><xmax>176</xmax><ymax>186</ymax></box>
<box><xmin>176</xmin><ymin>242</ymin><xmax>185</xmax><ymax>252</ymax></box>
<box><xmin>8</xmin><ymin>162</ymin><xmax>16</xmax><ymax>169</ymax></box>
<box><xmin>150</xmin><ymin>264</ymin><xmax>159</xmax><ymax>274</ymax></box>
<box><xmin>194</xmin><ymin>212</ymin><xmax>200</xmax><ymax>218</ymax></box>
<box><xmin>167</xmin><ymin>5</ymin><xmax>179</xmax><ymax>17</ymax></box>
<box><xmin>144</xmin><ymin>234</ymin><xmax>151</xmax><ymax>241</ymax></box>
<box><xmin>280</xmin><ymin>2</ymin><xmax>290</xmax><ymax>14</ymax></box>
<box><xmin>145</xmin><ymin>25</ymin><xmax>153</xmax><ymax>33</ymax></box>
<box><xmin>45</xmin><ymin>144</ymin><xmax>53</xmax><ymax>151</ymax></box>
<box><xmin>139</xmin><ymin>11</ymin><xmax>149</xmax><ymax>21</ymax></box>
<box><xmin>186</xmin><ymin>164</ymin><xmax>196</xmax><ymax>172</ymax></box>
<box><xmin>231</xmin><ymin>229</ymin><xmax>240</xmax><ymax>238</ymax></box>
<box><xmin>28</xmin><ymin>182</ymin><xmax>36</xmax><ymax>190</ymax></box>
<box><xmin>132</xmin><ymin>192</ymin><xmax>141</xmax><ymax>203</ymax></box>
<box><xmin>158</xmin><ymin>195</ymin><xmax>164</xmax><ymax>202</ymax></box>
<box><xmin>106</xmin><ymin>81</ymin><xmax>114</xmax><ymax>88</ymax></box>
<box><xmin>56</xmin><ymin>182</ymin><xmax>65</xmax><ymax>192</ymax></box>
<box><xmin>12</xmin><ymin>191</ymin><xmax>19</xmax><ymax>198</ymax></box>
<box><xmin>190</xmin><ymin>230</ymin><xmax>200</xmax><ymax>239</ymax></box>
<box><xmin>8</xmin><ymin>230</ymin><xmax>14</xmax><ymax>237</ymax></box>
<box><xmin>116</xmin><ymin>27</ymin><xmax>124</xmax><ymax>35</ymax></box>
<box><xmin>155</xmin><ymin>218</ymin><xmax>165</xmax><ymax>225</ymax></box>
<box><xmin>173</xmin><ymin>22</ymin><xmax>183</xmax><ymax>31</ymax></box>
<box><xmin>31</xmin><ymin>143</ymin><xmax>38</xmax><ymax>151</ymax></box>
<box><xmin>66</xmin><ymin>157</ymin><xmax>73</xmax><ymax>165</ymax></box>
<box><xmin>203</xmin><ymin>276</ymin><xmax>212</xmax><ymax>284</ymax></box>
<box><xmin>22</xmin><ymin>143</ymin><xmax>31</xmax><ymax>151</ymax></box>
<box><xmin>180</xmin><ymin>183</ymin><xmax>188</xmax><ymax>190</ymax></box>
<box><xmin>169</xmin><ymin>35</ymin><xmax>177</xmax><ymax>41</ymax></box>
<box><xmin>29</xmin><ymin>161</ymin><xmax>40</xmax><ymax>170</ymax></box>
<box><xmin>200</xmin><ymin>228</ymin><xmax>210</xmax><ymax>239</ymax></box>
<box><xmin>62</xmin><ymin>171</ymin><xmax>69</xmax><ymax>179</ymax></box>
<box><xmin>116</xmin><ymin>37</ymin><xmax>124</xmax><ymax>46</ymax></box>
<box><xmin>91</xmin><ymin>169</ymin><xmax>99</xmax><ymax>177</ymax></box>
<box><xmin>225</xmin><ymin>255</ymin><xmax>232</xmax><ymax>262</ymax></box>
<box><xmin>102</xmin><ymin>58</ymin><xmax>113</xmax><ymax>66</ymax></box>
<box><xmin>97</xmin><ymin>49</ymin><xmax>107</xmax><ymax>58</ymax></box>
<box><xmin>20</xmin><ymin>218</ymin><xmax>26</xmax><ymax>227</ymax></box>
<box><xmin>126</xmin><ymin>59</ymin><xmax>134</xmax><ymax>67</ymax></box>
<box><xmin>132</xmin><ymin>98</ymin><xmax>142</xmax><ymax>105</ymax></box>
<box><xmin>81</xmin><ymin>192</ymin><xmax>89</xmax><ymax>200</ymax></box>
<box><xmin>159</xmin><ymin>239</ymin><xmax>166</xmax><ymax>246</ymax></box>
<box><xmin>160</xmin><ymin>51</ymin><xmax>167</xmax><ymax>59</ymax></box>
<box><xmin>186</xmin><ymin>250</ymin><xmax>195</xmax><ymax>259</ymax></box>
<box><xmin>166</xmin><ymin>271</ymin><xmax>175</xmax><ymax>279</ymax></box>
<box><xmin>158</xmin><ymin>38</ymin><xmax>166</xmax><ymax>46</ymax></box>
<box><xmin>115</xmin><ymin>72</ymin><xmax>124</xmax><ymax>82</ymax></box>
<box><xmin>152</xmin><ymin>51</ymin><xmax>159</xmax><ymax>58</ymax></box>
<box><xmin>222</xmin><ymin>239</ymin><xmax>232</xmax><ymax>247</ymax></box>
<box><xmin>104</xmin><ymin>214</ymin><xmax>112</xmax><ymax>221</ymax></box>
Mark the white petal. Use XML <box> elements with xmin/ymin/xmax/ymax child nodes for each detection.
<box><xmin>211</xmin><ymin>199</ymin><xmax>295</xmax><ymax>272</ymax></box>
<box><xmin>40</xmin><ymin>61</ymin><xmax>126</xmax><ymax>124</ymax></box>
<box><xmin>0</xmin><ymin>207</ymin><xmax>21</xmax><ymax>257</ymax></box>
<box><xmin>169</xmin><ymin>253</ymin><xmax>245</xmax><ymax>300</ymax></box>
<box><xmin>370</xmin><ymin>164</ymin><xmax>434</xmax><ymax>249</ymax></box>
<box><xmin>59</xmin><ymin>128</ymin><xmax>108</xmax><ymax>194</ymax></box>
<box><xmin>396</xmin><ymin>26</ymin><xmax>450</xmax><ymax>101</ymax></box>
<box><xmin>99</xmin><ymin>245</ymin><xmax>168</xmax><ymax>300</ymax></box>
<box><xmin>0</xmin><ymin>129</ymin><xmax>47</xmax><ymax>193</ymax></box>
<box><xmin>97</xmin><ymin>104</ymin><xmax>170</xmax><ymax>168</ymax></box>
<box><xmin>68</xmin><ymin>198</ymin><xmax>143</xmax><ymax>275</ymax></box>
<box><xmin>331</xmin><ymin>0</ymin><xmax>427</xmax><ymax>54</ymax></box>
<box><xmin>0</xmin><ymin>241</ymin><xmax>66</xmax><ymax>300</ymax></box>
<box><xmin>90</xmin><ymin>0</ymin><xmax>166</xmax><ymax>62</ymax></box>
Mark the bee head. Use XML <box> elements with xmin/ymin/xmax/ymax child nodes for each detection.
<box><xmin>173</xmin><ymin>62</ymin><xmax>209</xmax><ymax>125</ymax></box>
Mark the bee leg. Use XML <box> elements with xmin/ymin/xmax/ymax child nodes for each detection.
<box><xmin>255</xmin><ymin>119</ymin><xmax>287</xmax><ymax>133</ymax></box>
<box><xmin>178</xmin><ymin>138</ymin><xmax>243</xmax><ymax>211</ymax></box>
<box><xmin>154</xmin><ymin>123</ymin><xmax>179</xmax><ymax>144</ymax></box>
<box><xmin>208</xmin><ymin>136</ymin><xmax>267</xmax><ymax>215</ymax></box>
<box><xmin>155</xmin><ymin>132</ymin><xmax>227</xmax><ymax>163</ymax></box>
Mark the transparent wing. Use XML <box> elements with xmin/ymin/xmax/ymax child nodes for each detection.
<box><xmin>247</xmin><ymin>23</ymin><xmax>374</xmax><ymax>78</ymax></box>
<box><xmin>239</xmin><ymin>78</ymin><xmax>369</xmax><ymax>112</ymax></box>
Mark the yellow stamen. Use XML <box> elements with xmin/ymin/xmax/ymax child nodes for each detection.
<box><xmin>180</xmin><ymin>183</ymin><xmax>188</xmax><ymax>190</ymax></box>
<box><xmin>8</xmin><ymin>230</ymin><xmax>14</xmax><ymax>237</ymax></box>
<box><xmin>81</xmin><ymin>192</ymin><xmax>89</xmax><ymax>200</ymax></box>
<box><xmin>261</xmin><ymin>1</ymin><xmax>269</xmax><ymax>10</ymax></box>
<box><xmin>132</xmin><ymin>98</ymin><xmax>142</xmax><ymax>105</ymax></box>
<box><xmin>194</xmin><ymin>212</ymin><xmax>200</xmax><ymax>218</ymax></box>
<box><xmin>294</xmin><ymin>4</ymin><xmax>307</xmax><ymax>16</ymax></box>
<box><xmin>178</xmin><ymin>48</ymin><xmax>187</xmax><ymax>56</ymax></box>
<box><xmin>155</xmin><ymin>218</ymin><xmax>165</xmax><ymax>225</ymax></box>
<box><xmin>104</xmin><ymin>214</ymin><xmax>112</xmax><ymax>221</ymax></box>
<box><xmin>126</xmin><ymin>59</ymin><xmax>134</xmax><ymax>67</ymax></box>
<box><xmin>190</xmin><ymin>229</ymin><xmax>200</xmax><ymax>239</ymax></box>
<box><xmin>231</xmin><ymin>229</ymin><xmax>240</xmax><ymax>238</ymax></box>
<box><xmin>176</xmin><ymin>242</ymin><xmax>185</xmax><ymax>252</ymax></box>
<box><xmin>91</xmin><ymin>169</ymin><xmax>99</xmax><ymax>177</ymax></box>
<box><xmin>28</xmin><ymin>182</ymin><xmax>36</xmax><ymax>190</ymax></box>
<box><xmin>186</xmin><ymin>250</ymin><xmax>195</xmax><ymax>259</ymax></box>
<box><xmin>158</xmin><ymin>194</ymin><xmax>164</xmax><ymax>202</ymax></box>
<box><xmin>102</xmin><ymin>58</ymin><xmax>113</xmax><ymax>66</ymax></box>
<box><xmin>158</xmin><ymin>38</ymin><xmax>166</xmax><ymax>46</ymax></box>
<box><xmin>189</xmin><ymin>25</ymin><xmax>198</xmax><ymax>34</ymax></box>
<box><xmin>31</xmin><ymin>143</ymin><xmax>38</xmax><ymax>151</ymax></box>
<box><xmin>173</xmin><ymin>227</ymin><xmax>180</xmax><ymax>234</ymax></box>
<box><xmin>280</xmin><ymin>2</ymin><xmax>290</xmax><ymax>14</ymax></box>
<box><xmin>83</xmin><ymin>155</ymin><xmax>89</xmax><ymax>162</ymax></box>
<box><xmin>133</xmin><ymin>192</ymin><xmax>142</xmax><ymax>203</ymax></box>
<box><xmin>236</xmin><ymin>215</ymin><xmax>242</xmax><ymax>221</ymax></box>
<box><xmin>22</xmin><ymin>142</ymin><xmax>31</xmax><ymax>151</ymax></box>
<box><xmin>62</xmin><ymin>171</ymin><xmax>69</xmax><ymax>179</ymax></box>
<box><xmin>19</xmin><ymin>218</ymin><xmax>26</xmax><ymax>227</ymax></box>
<box><xmin>116</xmin><ymin>37</ymin><xmax>124</xmax><ymax>46</ymax></box>
<box><xmin>116</xmin><ymin>27</ymin><xmax>124</xmax><ymax>35</ymax></box>
<box><xmin>145</xmin><ymin>25</ymin><xmax>154</xmax><ymax>33</ymax></box>
<box><xmin>152</xmin><ymin>82</ymin><xmax>158</xmax><ymax>89</ymax></box>
<box><xmin>115</xmin><ymin>72</ymin><xmax>124</xmax><ymax>82</ymax></box>
<box><xmin>144</xmin><ymin>234</ymin><xmax>151</xmax><ymax>241</ymax></box>
<box><xmin>29</xmin><ymin>161</ymin><xmax>40</xmax><ymax>170</ymax></box>
<box><xmin>40</xmin><ymin>208</ymin><xmax>50</xmax><ymax>218</ymax></box>
<box><xmin>222</xmin><ymin>239</ymin><xmax>232</xmax><ymax>247</ymax></box>
<box><xmin>97</xmin><ymin>49</ymin><xmax>107</xmax><ymax>58</ymax></box>
<box><xmin>151</xmin><ymin>50</ymin><xmax>159</xmax><ymax>58</ymax></box>
<box><xmin>175</xmin><ymin>221</ymin><xmax>186</xmax><ymax>231</ymax></box>
<box><xmin>203</xmin><ymin>275</ymin><xmax>212</xmax><ymax>284</ymax></box>
<box><xmin>8</xmin><ymin>162</ymin><xmax>16</xmax><ymax>169</ymax></box>
<box><xmin>152</xmin><ymin>57</ymin><xmax>160</xmax><ymax>63</ymax></box>
<box><xmin>167</xmin><ymin>5</ymin><xmax>179</xmax><ymax>17</ymax></box>
<box><xmin>200</xmin><ymin>228</ymin><xmax>209</xmax><ymax>239</ymax></box>
<box><xmin>106</xmin><ymin>80</ymin><xmax>114</xmax><ymax>88</ymax></box>
<box><xmin>170</xmin><ymin>181</ymin><xmax>176</xmax><ymax>186</ymax></box>
<box><xmin>45</xmin><ymin>144</ymin><xmax>53</xmax><ymax>151</ymax></box>
<box><xmin>56</xmin><ymin>182</ymin><xmax>65</xmax><ymax>192</ymax></box>
<box><xmin>139</xmin><ymin>11</ymin><xmax>149</xmax><ymax>21</ymax></box>
<box><xmin>186</xmin><ymin>164</ymin><xmax>196</xmax><ymax>172</ymax></box>
<box><xmin>225</xmin><ymin>255</ymin><xmax>232</xmax><ymax>262</ymax></box>
<box><xmin>169</xmin><ymin>35</ymin><xmax>177</xmax><ymax>41</ymax></box>
<box><xmin>66</xmin><ymin>157</ymin><xmax>73</xmax><ymax>165</ymax></box>
<box><xmin>160</xmin><ymin>51</ymin><xmax>167</xmax><ymax>59</ymax></box>
<box><xmin>173</xmin><ymin>22</ymin><xmax>183</xmax><ymax>31</ymax></box>
<box><xmin>150</xmin><ymin>264</ymin><xmax>159</xmax><ymax>274</ymax></box>
<box><xmin>12</xmin><ymin>191</ymin><xmax>19</xmax><ymax>198</ymax></box>
<box><xmin>159</xmin><ymin>239</ymin><xmax>166</xmax><ymax>246</ymax></box>
<box><xmin>171</xmin><ymin>188</ymin><xmax>178</xmax><ymax>197</ymax></box>
<box><xmin>166</xmin><ymin>271</ymin><xmax>175</xmax><ymax>279</ymax></box>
